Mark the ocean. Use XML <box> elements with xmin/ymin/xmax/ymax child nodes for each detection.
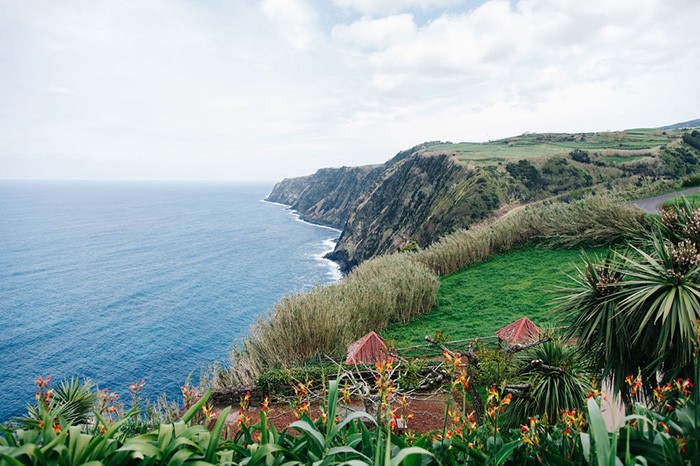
<box><xmin>0</xmin><ymin>181</ymin><xmax>340</xmax><ymax>421</ymax></box>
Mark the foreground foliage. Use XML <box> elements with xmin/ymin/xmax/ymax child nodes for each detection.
<box><xmin>2</xmin><ymin>347</ymin><xmax>698</xmax><ymax>465</ymax></box>
<box><xmin>559</xmin><ymin>198</ymin><xmax>700</xmax><ymax>403</ymax></box>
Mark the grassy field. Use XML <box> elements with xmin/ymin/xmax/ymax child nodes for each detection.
<box><xmin>425</xmin><ymin>129</ymin><xmax>675</xmax><ymax>164</ymax></box>
<box><xmin>382</xmin><ymin>246</ymin><xmax>603</xmax><ymax>347</ymax></box>
<box><xmin>663</xmin><ymin>191</ymin><xmax>700</xmax><ymax>209</ymax></box>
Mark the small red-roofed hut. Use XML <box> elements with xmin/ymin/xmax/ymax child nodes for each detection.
<box><xmin>495</xmin><ymin>317</ymin><xmax>542</xmax><ymax>345</ymax></box>
<box><xmin>346</xmin><ymin>331</ymin><xmax>388</xmax><ymax>364</ymax></box>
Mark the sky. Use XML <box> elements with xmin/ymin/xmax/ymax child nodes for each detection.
<box><xmin>1</xmin><ymin>0</ymin><xmax>699</xmax><ymax>182</ymax></box>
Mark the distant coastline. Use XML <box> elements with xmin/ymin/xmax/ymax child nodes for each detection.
<box><xmin>261</xmin><ymin>198</ymin><xmax>342</xmax><ymax>280</ymax></box>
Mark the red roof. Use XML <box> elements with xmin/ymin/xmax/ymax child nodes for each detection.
<box><xmin>495</xmin><ymin>317</ymin><xmax>541</xmax><ymax>345</ymax></box>
<box><xmin>346</xmin><ymin>331</ymin><xmax>388</xmax><ymax>364</ymax></box>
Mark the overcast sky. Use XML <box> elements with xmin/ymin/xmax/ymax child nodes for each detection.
<box><xmin>1</xmin><ymin>0</ymin><xmax>699</xmax><ymax>182</ymax></box>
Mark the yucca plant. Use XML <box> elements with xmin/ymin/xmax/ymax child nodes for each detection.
<box><xmin>557</xmin><ymin>250</ymin><xmax>641</xmax><ymax>401</ymax></box>
<box><xmin>508</xmin><ymin>338</ymin><xmax>594</xmax><ymax>425</ymax></box>
<box><xmin>16</xmin><ymin>376</ymin><xmax>95</xmax><ymax>433</ymax></box>
<box><xmin>615</xmin><ymin>237</ymin><xmax>700</xmax><ymax>384</ymax></box>
<box><xmin>52</xmin><ymin>377</ymin><xmax>96</xmax><ymax>425</ymax></box>
<box><xmin>561</xmin><ymin>228</ymin><xmax>700</xmax><ymax>402</ymax></box>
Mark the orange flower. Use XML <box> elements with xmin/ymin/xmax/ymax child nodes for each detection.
<box><xmin>625</xmin><ymin>375</ymin><xmax>643</xmax><ymax>395</ymax></box>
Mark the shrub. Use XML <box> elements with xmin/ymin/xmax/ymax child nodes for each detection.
<box><xmin>570</xmin><ymin>148</ymin><xmax>591</xmax><ymax>163</ymax></box>
<box><xmin>507</xmin><ymin>339</ymin><xmax>594</xmax><ymax>425</ymax></box>
<box><xmin>683</xmin><ymin>129</ymin><xmax>700</xmax><ymax>151</ymax></box>
<box><xmin>540</xmin><ymin>158</ymin><xmax>593</xmax><ymax>193</ymax></box>
<box><xmin>256</xmin><ymin>365</ymin><xmax>330</xmax><ymax>396</ymax></box>
<box><xmin>682</xmin><ymin>173</ymin><xmax>700</xmax><ymax>187</ymax></box>
<box><xmin>660</xmin><ymin>145</ymin><xmax>699</xmax><ymax>178</ymax></box>
<box><xmin>506</xmin><ymin>159</ymin><xmax>543</xmax><ymax>190</ymax></box>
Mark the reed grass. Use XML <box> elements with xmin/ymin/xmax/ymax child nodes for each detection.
<box><xmin>226</xmin><ymin>254</ymin><xmax>439</xmax><ymax>382</ymax></box>
<box><xmin>415</xmin><ymin>195</ymin><xmax>650</xmax><ymax>276</ymax></box>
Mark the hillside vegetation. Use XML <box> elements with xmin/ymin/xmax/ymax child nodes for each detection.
<box><xmin>425</xmin><ymin>129</ymin><xmax>671</xmax><ymax>164</ymax></box>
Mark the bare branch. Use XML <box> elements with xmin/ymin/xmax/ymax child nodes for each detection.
<box><xmin>424</xmin><ymin>335</ymin><xmax>485</xmax><ymax>424</ymax></box>
<box><xmin>518</xmin><ymin>358</ymin><xmax>564</xmax><ymax>374</ymax></box>
<box><xmin>505</xmin><ymin>337</ymin><xmax>552</xmax><ymax>355</ymax></box>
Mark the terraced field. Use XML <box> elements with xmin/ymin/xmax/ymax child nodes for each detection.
<box><xmin>425</xmin><ymin>129</ymin><xmax>675</xmax><ymax>165</ymax></box>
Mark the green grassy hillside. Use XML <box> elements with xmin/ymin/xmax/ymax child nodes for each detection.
<box><xmin>382</xmin><ymin>246</ymin><xmax>603</xmax><ymax>346</ymax></box>
<box><xmin>425</xmin><ymin>129</ymin><xmax>674</xmax><ymax>165</ymax></box>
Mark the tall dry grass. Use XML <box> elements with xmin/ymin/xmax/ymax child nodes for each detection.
<box><xmin>228</xmin><ymin>253</ymin><xmax>439</xmax><ymax>381</ymax></box>
<box><xmin>415</xmin><ymin>195</ymin><xmax>650</xmax><ymax>276</ymax></box>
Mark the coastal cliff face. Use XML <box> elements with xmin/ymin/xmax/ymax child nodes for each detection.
<box><xmin>332</xmin><ymin>154</ymin><xmax>513</xmax><ymax>268</ymax></box>
<box><xmin>269</xmin><ymin>146</ymin><xmax>515</xmax><ymax>270</ymax></box>
<box><xmin>266</xmin><ymin>143</ymin><xmax>434</xmax><ymax>229</ymax></box>
<box><xmin>267</xmin><ymin>165</ymin><xmax>384</xmax><ymax>229</ymax></box>
<box><xmin>267</xmin><ymin>132</ymin><xmax>660</xmax><ymax>270</ymax></box>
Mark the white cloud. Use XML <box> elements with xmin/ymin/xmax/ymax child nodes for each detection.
<box><xmin>331</xmin><ymin>0</ymin><xmax>459</xmax><ymax>16</ymax></box>
<box><xmin>336</xmin><ymin>0</ymin><xmax>700</xmax><ymax>102</ymax></box>
<box><xmin>261</xmin><ymin>0</ymin><xmax>317</xmax><ymax>50</ymax></box>
<box><xmin>332</xmin><ymin>14</ymin><xmax>416</xmax><ymax>49</ymax></box>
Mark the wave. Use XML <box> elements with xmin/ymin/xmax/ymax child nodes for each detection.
<box><xmin>261</xmin><ymin>198</ymin><xmax>342</xmax><ymax>281</ymax></box>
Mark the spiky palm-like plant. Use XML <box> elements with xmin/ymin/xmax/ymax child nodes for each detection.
<box><xmin>557</xmin><ymin>250</ymin><xmax>643</xmax><ymax>399</ymax></box>
<box><xmin>53</xmin><ymin>377</ymin><xmax>96</xmax><ymax>425</ymax></box>
<box><xmin>19</xmin><ymin>377</ymin><xmax>95</xmax><ymax>428</ymax></box>
<box><xmin>615</xmin><ymin>236</ymin><xmax>700</xmax><ymax>382</ymax></box>
<box><xmin>560</xmin><ymin>201</ymin><xmax>700</xmax><ymax>403</ymax></box>
<box><xmin>508</xmin><ymin>338</ymin><xmax>594</xmax><ymax>425</ymax></box>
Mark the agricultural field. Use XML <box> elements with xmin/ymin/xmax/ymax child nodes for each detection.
<box><xmin>425</xmin><ymin>128</ymin><xmax>675</xmax><ymax>165</ymax></box>
<box><xmin>382</xmin><ymin>246</ymin><xmax>604</xmax><ymax>347</ymax></box>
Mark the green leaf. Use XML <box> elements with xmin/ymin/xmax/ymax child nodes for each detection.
<box><xmin>205</xmin><ymin>406</ymin><xmax>231</xmax><ymax>462</ymax></box>
<box><xmin>389</xmin><ymin>447</ymin><xmax>433</xmax><ymax>466</ymax></box>
<box><xmin>332</xmin><ymin>411</ymin><xmax>376</xmax><ymax>437</ymax></box>
<box><xmin>287</xmin><ymin>420</ymin><xmax>325</xmax><ymax>452</ymax></box>
<box><xmin>118</xmin><ymin>440</ymin><xmax>163</xmax><ymax>459</ymax></box>
<box><xmin>167</xmin><ymin>448</ymin><xmax>197</xmax><ymax>466</ymax></box>
<box><xmin>181</xmin><ymin>389</ymin><xmax>212</xmax><ymax>424</ymax></box>
<box><xmin>326</xmin><ymin>445</ymin><xmax>371</xmax><ymax>462</ymax></box>
<box><xmin>247</xmin><ymin>443</ymin><xmax>289</xmax><ymax>464</ymax></box>
<box><xmin>493</xmin><ymin>440</ymin><xmax>521</xmax><ymax>466</ymax></box>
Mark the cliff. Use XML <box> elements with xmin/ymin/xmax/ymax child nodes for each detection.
<box><xmin>269</xmin><ymin>147</ymin><xmax>516</xmax><ymax>271</ymax></box>
<box><xmin>266</xmin><ymin>142</ymin><xmax>435</xmax><ymax>229</ymax></box>
<box><xmin>266</xmin><ymin>165</ymin><xmax>383</xmax><ymax>229</ymax></box>
<box><xmin>331</xmin><ymin>154</ymin><xmax>513</xmax><ymax>268</ymax></box>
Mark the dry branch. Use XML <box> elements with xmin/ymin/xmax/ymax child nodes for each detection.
<box><xmin>424</xmin><ymin>335</ymin><xmax>485</xmax><ymax>424</ymax></box>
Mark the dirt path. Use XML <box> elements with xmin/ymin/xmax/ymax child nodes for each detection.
<box><xmin>631</xmin><ymin>186</ymin><xmax>700</xmax><ymax>214</ymax></box>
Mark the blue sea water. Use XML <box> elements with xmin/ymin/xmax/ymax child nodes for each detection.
<box><xmin>0</xmin><ymin>181</ymin><xmax>340</xmax><ymax>421</ymax></box>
